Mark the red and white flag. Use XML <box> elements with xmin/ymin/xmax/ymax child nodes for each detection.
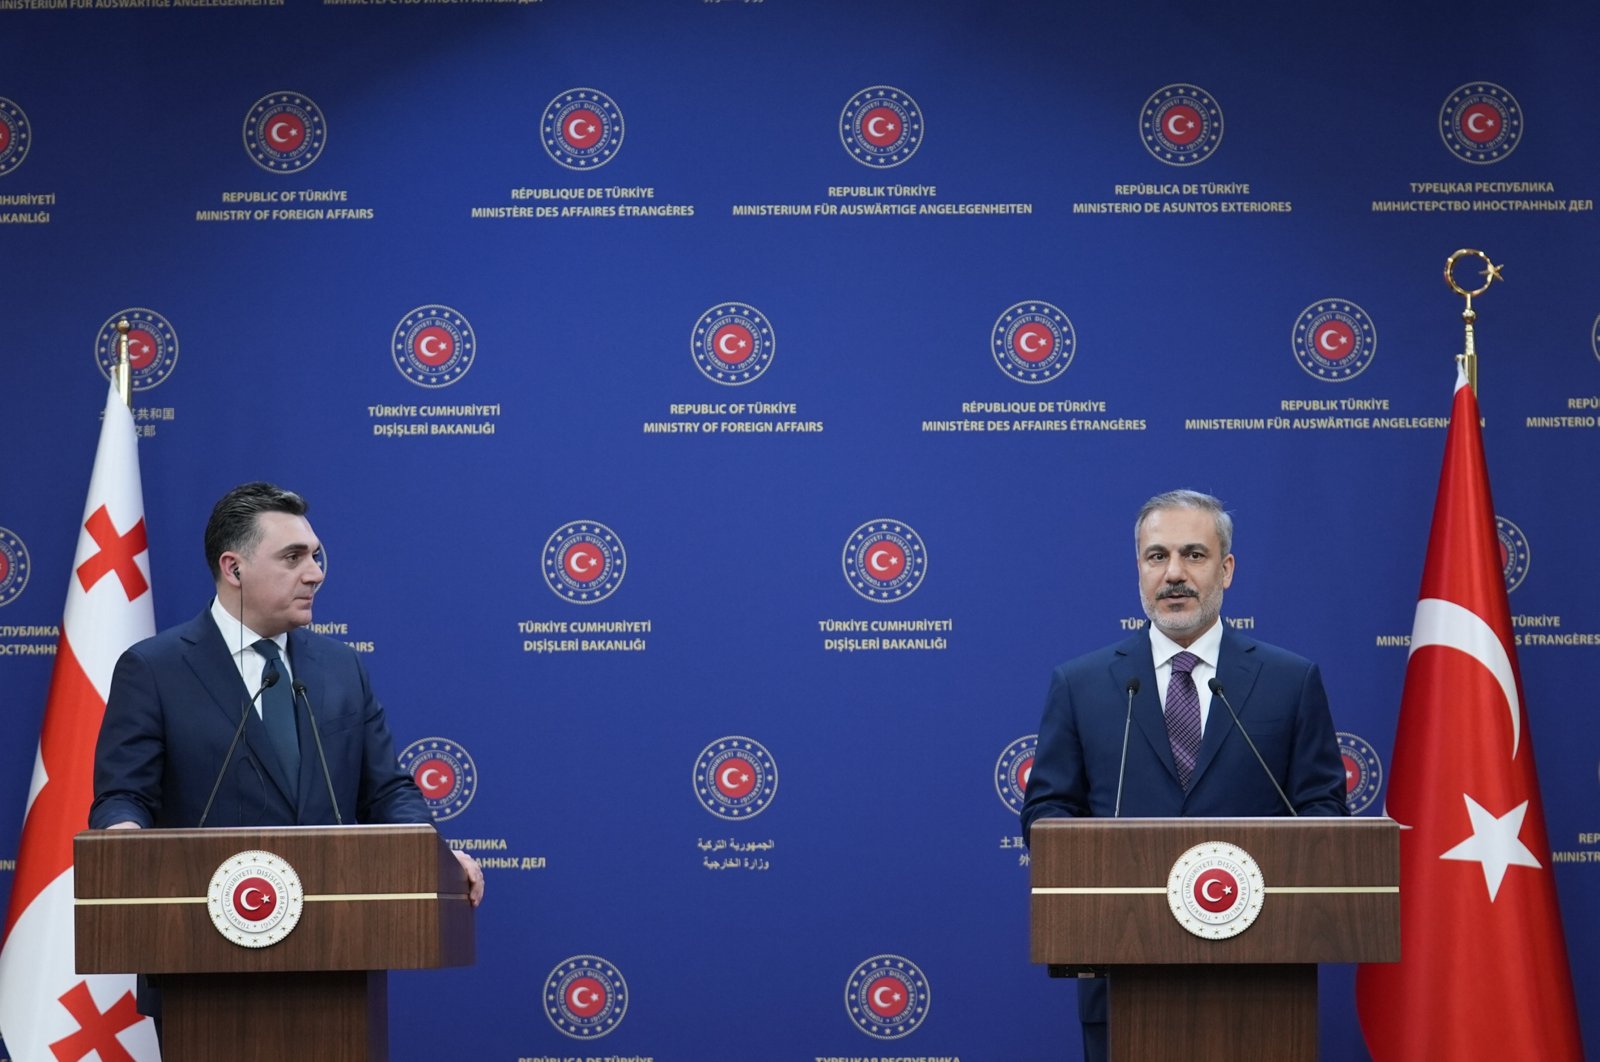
<box><xmin>1356</xmin><ymin>366</ymin><xmax>1584</xmax><ymax>1059</ymax></box>
<box><xmin>0</xmin><ymin>383</ymin><xmax>160</xmax><ymax>1060</ymax></box>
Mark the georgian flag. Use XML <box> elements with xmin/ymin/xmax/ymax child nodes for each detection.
<box><xmin>0</xmin><ymin>383</ymin><xmax>161</xmax><ymax>1060</ymax></box>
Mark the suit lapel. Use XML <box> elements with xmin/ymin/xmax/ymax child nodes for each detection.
<box><xmin>182</xmin><ymin>608</ymin><xmax>298</xmax><ymax>808</ymax></box>
<box><xmin>285</xmin><ymin>630</ymin><xmax>321</xmax><ymax>815</ymax></box>
<box><xmin>1109</xmin><ymin>632</ymin><xmax>1180</xmax><ymax>787</ymax></box>
<box><xmin>1187</xmin><ymin>627</ymin><xmax>1263</xmax><ymax>791</ymax></box>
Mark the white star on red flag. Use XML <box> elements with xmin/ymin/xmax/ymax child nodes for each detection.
<box><xmin>1438</xmin><ymin>794</ymin><xmax>1541</xmax><ymax>902</ymax></box>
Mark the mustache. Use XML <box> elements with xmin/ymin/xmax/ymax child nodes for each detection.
<box><xmin>1157</xmin><ymin>585</ymin><xmax>1198</xmax><ymax>600</ymax></box>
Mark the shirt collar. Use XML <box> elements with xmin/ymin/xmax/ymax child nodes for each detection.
<box><xmin>209</xmin><ymin>596</ymin><xmax>286</xmax><ymax>657</ymax></box>
<box><xmin>1149</xmin><ymin>616</ymin><xmax>1224</xmax><ymax>670</ymax></box>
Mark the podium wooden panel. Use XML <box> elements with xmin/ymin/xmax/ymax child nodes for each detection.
<box><xmin>75</xmin><ymin>824</ymin><xmax>474</xmax><ymax>1062</ymax></box>
<box><xmin>1030</xmin><ymin>817</ymin><xmax>1398</xmax><ymax>1062</ymax></box>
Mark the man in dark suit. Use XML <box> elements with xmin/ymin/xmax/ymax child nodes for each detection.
<box><xmin>1021</xmin><ymin>489</ymin><xmax>1347</xmax><ymax>1062</ymax></box>
<box><xmin>89</xmin><ymin>482</ymin><xmax>484</xmax><ymax>892</ymax></box>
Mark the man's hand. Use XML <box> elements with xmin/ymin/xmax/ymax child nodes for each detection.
<box><xmin>451</xmin><ymin>848</ymin><xmax>484</xmax><ymax>907</ymax></box>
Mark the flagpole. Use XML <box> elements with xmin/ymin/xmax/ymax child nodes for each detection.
<box><xmin>1443</xmin><ymin>248</ymin><xmax>1504</xmax><ymax>397</ymax></box>
<box><xmin>113</xmin><ymin>317</ymin><xmax>132</xmax><ymax>407</ymax></box>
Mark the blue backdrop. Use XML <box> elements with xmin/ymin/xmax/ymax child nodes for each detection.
<box><xmin>2</xmin><ymin>1</ymin><xmax>1597</xmax><ymax>1058</ymax></box>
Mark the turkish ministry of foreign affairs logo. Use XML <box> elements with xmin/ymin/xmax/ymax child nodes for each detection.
<box><xmin>207</xmin><ymin>850</ymin><xmax>305</xmax><ymax>948</ymax></box>
<box><xmin>392</xmin><ymin>305</ymin><xmax>477</xmax><ymax>388</ymax></box>
<box><xmin>1495</xmin><ymin>515</ymin><xmax>1531</xmax><ymax>593</ymax></box>
<box><xmin>994</xmin><ymin>735</ymin><xmax>1038</xmax><ymax>814</ymax></box>
<box><xmin>542</xmin><ymin>521</ymin><xmax>627</xmax><ymax>604</ymax></box>
<box><xmin>399</xmin><ymin>737</ymin><xmax>478</xmax><ymax>822</ymax></box>
<box><xmin>992</xmin><ymin>301</ymin><xmax>1076</xmax><ymax>384</ymax></box>
<box><xmin>845</xmin><ymin>954</ymin><xmax>931</xmax><ymax>1040</ymax></box>
<box><xmin>0</xmin><ymin>526</ymin><xmax>31</xmax><ymax>607</ymax></box>
<box><xmin>843</xmin><ymin>520</ymin><xmax>927</xmax><ymax>603</ymax></box>
<box><xmin>0</xmin><ymin>97</ymin><xmax>32</xmax><ymax>177</ymax></box>
<box><xmin>1167</xmin><ymin>841</ymin><xmax>1264</xmax><ymax>940</ymax></box>
<box><xmin>243</xmin><ymin>92</ymin><xmax>328</xmax><ymax>173</ymax></box>
<box><xmin>1292</xmin><ymin>299</ymin><xmax>1376</xmax><ymax>382</ymax></box>
<box><xmin>691</xmin><ymin>302</ymin><xmax>776</xmax><ymax>385</ymax></box>
<box><xmin>840</xmin><ymin>86</ymin><xmax>923</xmax><ymax>169</ymax></box>
<box><xmin>693</xmin><ymin>736</ymin><xmax>778</xmax><ymax>820</ymax></box>
<box><xmin>1139</xmin><ymin>84</ymin><xmax>1223</xmax><ymax>166</ymax></box>
<box><xmin>95</xmin><ymin>309</ymin><xmax>180</xmax><ymax>391</ymax></box>
<box><xmin>1338</xmin><ymin>731</ymin><xmax>1383</xmax><ymax>815</ymax></box>
<box><xmin>545</xmin><ymin>955</ymin><xmax>629</xmax><ymax>1039</ymax></box>
<box><xmin>1439</xmin><ymin>82</ymin><xmax>1523</xmax><ymax>164</ymax></box>
<box><xmin>542</xmin><ymin>89</ymin><xmax>624</xmax><ymax>170</ymax></box>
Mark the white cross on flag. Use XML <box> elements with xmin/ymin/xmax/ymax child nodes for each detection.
<box><xmin>0</xmin><ymin>382</ymin><xmax>161</xmax><ymax>1061</ymax></box>
<box><xmin>1355</xmin><ymin>366</ymin><xmax>1584</xmax><ymax>1059</ymax></box>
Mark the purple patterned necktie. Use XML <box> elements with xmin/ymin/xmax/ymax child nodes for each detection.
<box><xmin>1165</xmin><ymin>651</ymin><xmax>1203</xmax><ymax>790</ymax></box>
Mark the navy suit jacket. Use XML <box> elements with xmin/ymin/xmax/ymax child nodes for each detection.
<box><xmin>1019</xmin><ymin>625</ymin><xmax>1348</xmax><ymax>1037</ymax></box>
<box><xmin>90</xmin><ymin>609</ymin><xmax>429</xmax><ymax>829</ymax></box>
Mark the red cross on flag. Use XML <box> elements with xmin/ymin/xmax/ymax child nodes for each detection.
<box><xmin>1355</xmin><ymin>366</ymin><xmax>1584</xmax><ymax>1059</ymax></box>
<box><xmin>0</xmin><ymin>382</ymin><xmax>160</xmax><ymax>1061</ymax></box>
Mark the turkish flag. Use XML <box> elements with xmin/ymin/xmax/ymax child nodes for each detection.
<box><xmin>0</xmin><ymin>383</ymin><xmax>161</xmax><ymax>1061</ymax></box>
<box><xmin>1356</xmin><ymin>368</ymin><xmax>1584</xmax><ymax>1059</ymax></box>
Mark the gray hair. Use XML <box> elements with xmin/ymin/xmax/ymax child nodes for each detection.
<box><xmin>1134</xmin><ymin>490</ymin><xmax>1233</xmax><ymax>556</ymax></box>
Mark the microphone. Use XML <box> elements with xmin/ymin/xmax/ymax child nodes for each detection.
<box><xmin>1112</xmin><ymin>677</ymin><xmax>1140</xmax><ymax>817</ymax></box>
<box><xmin>292</xmin><ymin>681</ymin><xmax>344</xmax><ymax>826</ymax></box>
<box><xmin>198</xmin><ymin>666</ymin><xmax>278</xmax><ymax>828</ymax></box>
<box><xmin>1207</xmin><ymin>679</ymin><xmax>1296</xmax><ymax>817</ymax></box>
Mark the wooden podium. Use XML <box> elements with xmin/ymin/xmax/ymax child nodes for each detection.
<box><xmin>74</xmin><ymin>824</ymin><xmax>474</xmax><ymax>1062</ymax></box>
<box><xmin>1030</xmin><ymin>817</ymin><xmax>1398</xmax><ymax>1062</ymax></box>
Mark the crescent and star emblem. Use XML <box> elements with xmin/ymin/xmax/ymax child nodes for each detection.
<box><xmin>568</xmin><ymin>552</ymin><xmax>596</xmax><ymax>574</ymax></box>
<box><xmin>239</xmin><ymin>887</ymin><xmax>267</xmax><ymax>911</ymax></box>
<box><xmin>1166</xmin><ymin>113</ymin><xmax>1192</xmax><ymax>136</ymax></box>
<box><xmin>872</xmin><ymin>985</ymin><xmax>899</xmax><ymax>1009</ymax></box>
<box><xmin>1018</xmin><ymin>330</ymin><xmax>1045</xmax><ymax>354</ymax></box>
<box><xmin>566</xmin><ymin>116</ymin><xmax>592</xmax><ymax>142</ymax></box>
<box><xmin>1318</xmin><ymin>327</ymin><xmax>1346</xmax><ymax>353</ymax></box>
<box><xmin>719</xmin><ymin>766</ymin><xmax>747</xmax><ymax>789</ymax></box>
<box><xmin>268</xmin><ymin>120</ymin><xmax>295</xmax><ymax>145</ymax></box>
<box><xmin>1200</xmin><ymin>878</ymin><xmax>1230</xmax><ymax>903</ymax></box>
<box><xmin>418</xmin><ymin>335</ymin><xmax>446</xmax><ymax>359</ymax></box>
<box><xmin>866</xmin><ymin>115</ymin><xmax>894</xmax><ymax>138</ymax></box>
<box><xmin>1465</xmin><ymin>111</ymin><xmax>1493</xmax><ymax>134</ymax></box>
<box><xmin>718</xmin><ymin>333</ymin><xmax>743</xmax><ymax>356</ymax></box>
<box><xmin>868</xmin><ymin>548</ymin><xmax>898</xmax><ymax>573</ymax></box>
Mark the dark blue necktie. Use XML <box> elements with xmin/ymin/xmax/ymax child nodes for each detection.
<box><xmin>253</xmin><ymin>639</ymin><xmax>301</xmax><ymax>783</ymax></box>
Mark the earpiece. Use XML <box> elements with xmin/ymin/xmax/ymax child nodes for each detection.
<box><xmin>231</xmin><ymin>564</ymin><xmax>241</xmax><ymax>579</ymax></box>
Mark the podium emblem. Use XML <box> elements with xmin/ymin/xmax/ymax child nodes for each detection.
<box><xmin>207</xmin><ymin>850</ymin><xmax>305</xmax><ymax>948</ymax></box>
<box><xmin>1167</xmin><ymin>841</ymin><xmax>1263</xmax><ymax>940</ymax></box>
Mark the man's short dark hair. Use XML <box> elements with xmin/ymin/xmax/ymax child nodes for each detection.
<box><xmin>204</xmin><ymin>482</ymin><xmax>309</xmax><ymax>580</ymax></box>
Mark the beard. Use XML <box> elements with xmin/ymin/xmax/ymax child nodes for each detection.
<box><xmin>1142</xmin><ymin>583</ymin><xmax>1222</xmax><ymax>640</ymax></box>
